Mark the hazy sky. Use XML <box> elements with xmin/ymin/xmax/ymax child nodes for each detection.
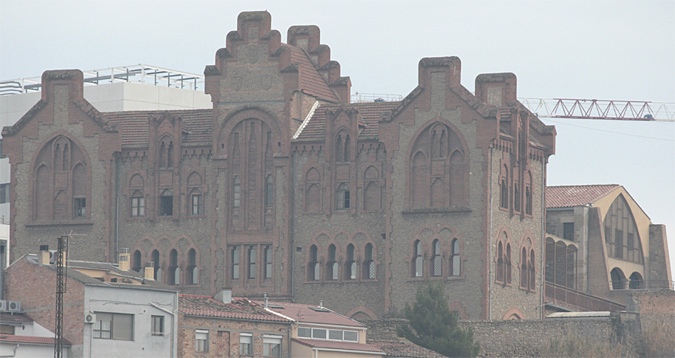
<box><xmin>1</xmin><ymin>0</ymin><xmax>674</xmax><ymax>278</ymax></box>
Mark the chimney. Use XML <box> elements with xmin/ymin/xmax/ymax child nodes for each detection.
<box><xmin>118</xmin><ymin>248</ymin><xmax>130</xmax><ymax>271</ymax></box>
<box><xmin>215</xmin><ymin>288</ymin><xmax>232</xmax><ymax>304</ymax></box>
<box><xmin>39</xmin><ymin>245</ymin><xmax>50</xmax><ymax>265</ymax></box>
<box><xmin>144</xmin><ymin>262</ymin><xmax>155</xmax><ymax>280</ymax></box>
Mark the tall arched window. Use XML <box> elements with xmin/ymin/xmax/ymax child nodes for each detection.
<box><xmin>363</xmin><ymin>166</ymin><xmax>381</xmax><ymax>212</ymax></box>
<box><xmin>327</xmin><ymin>244</ymin><xmax>338</xmax><ymax>281</ymax></box>
<box><xmin>431</xmin><ymin>239</ymin><xmax>442</xmax><ymax>277</ymax></box>
<box><xmin>159</xmin><ymin>189</ymin><xmax>173</xmax><ymax>216</ymax></box>
<box><xmin>505</xmin><ymin>244</ymin><xmax>512</xmax><ymax>284</ymax></box>
<box><xmin>305</xmin><ymin>168</ymin><xmax>322</xmax><ymax>213</ymax></box>
<box><xmin>610</xmin><ymin>268</ymin><xmax>626</xmax><ymax>290</ymax></box>
<box><xmin>335</xmin><ymin>131</ymin><xmax>350</xmax><ymax>162</ymax></box>
<box><xmin>520</xmin><ymin>247</ymin><xmax>528</xmax><ymax>288</ymax></box>
<box><xmin>513</xmin><ymin>182</ymin><xmax>521</xmax><ymax>212</ymax></box>
<box><xmin>604</xmin><ymin>194</ymin><xmax>643</xmax><ymax>264</ymax></box>
<box><xmin>308</xmin><ymin>245</ymin><xmax>320</xmax><ymax>281</ymax></box>
<box><xmin>450</xmin><ymin>239</ymin><xmax>461</xmax><ymax>276</ymax></box>
<box><xmin>345</xmin><ymin>244</ymin><xmax>356</xmax><ymax>280</ymax></box>
<box><xmin>336</xmin><ymin>183</ymin><xmax>350</xmax><ymax>210</ymax></box>
<box><xmin>497</xmin><ymin>242</ymin><xmax>504</xmax><ymax>282</ymax></box>
<box><xmin>629</xmin><ymin>272</ymin><xmax>643</xmax><ymax>289</ymax></box>
<box><xmin>500</xmin><ymin>164</ymin><xmax>509</xmax><ymax>209</ymax></box>
<box><xmin>169</xmin><ymin>249</ymin><xmax>180</xmax><ymax>285</ymax></box>
<box><xmin>231</xmin><ymin>246</ymin><xmax>240</xmax><ymax>280</ymax></box>
<box><xmin>265</xmin><ymin>175</ymin><xmax>274</xmax><ymax>207</ymax></box>
<box><xmin>263</xmin><ymin>245</ymin><xmax>272</xmax><ymax>279</ymax></box>
<box><xmin>525</xmin><ymin>172</ymin><xmax>533</xmax><ymax>215</ymax></box>
<box><xmin>529</xmin><ymin>249</ymin><xmax>536</xmax><ymax>290</ymax></box>
<box><xmin>412</xmin><ymin>240</ymin><xmax>423</xmax><ymax>277</ymax></box>
<box><xmin>187</xmin><ymin>248</ymin><xmax>199</xmax><ymax>285</ymax></box>
<box><xmin>364</xmin><ymin>243</ymin><xmax>375</xmax><ymax>279</ymax></box>
<box><xmin>132</xmin><ymin>250</ymin><xmax>142</xmax><ymax>272</ymax></box>
<box><xmin>189</xmin><ymin>188</ymin><xmax>202</xmax><ymax>216</ymax></box>
<box><xmin>248</xmin><ymin>246</ymin><xmax>256</xmax><ymax>279</ymax></box>
<box><xmin>152</xmin><ymin>250</ymin><xmax>161</xmax><ymax>282</ymax></box>
<box><xmin>233</xmin><ymin>176</ymin><xmax>241</xmax><ymax>208</ymax></box>
<box><xmin>158</xmin><ymin>136</ymin><xmax>173</xmax><ymax>168</ymax></box>
<box><xmin>131</xmin><ymin>190</ymin><xmax>145</xmax><ymax>217</ymax></box>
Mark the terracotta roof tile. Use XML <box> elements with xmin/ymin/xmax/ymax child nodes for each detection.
<box><xmin>292</xmin><ymin>338</ymin><xmax>384</xmax><ymax>354</ymax></box>
<box><xmin>104</xmin><ymin>109</ymin><xmax>214</xmax><ymax>148</ymax></box>
<box><xmin>289</xmin><ymin>46</ymin><xmax>341</xmax><ymax>102</ymax></box>
<box><xmin>179</xmin><ymin>295</ymin><xmax>291</xmax><ymax>323</ymax></box>
<box><xmin>546</xmin><ymin>184</ymin><xmax>620</xmax><ymax>208</ymax></box>
<box><xmin>368</xmin><ymin>340</ymin><xmax>446</xmax><ymax>358</ymax></box>
<box><xmin>258</xmin><ymin>301</ymin><xmax>364</xmax><ymax>327</ymax></box>
<box><xmin>295</xmin><ymin>102</ymin><xmax>399</xmax><ymax>141</ymax></box>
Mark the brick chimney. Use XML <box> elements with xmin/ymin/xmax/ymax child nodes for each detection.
<box><xmin>38</xmin><ymin>245</ymin><xmax>50</xmax><ymax>265</ymax></box>
<box><xmin>144</xmin><ymin>262</ymin><xmax>155</xmax><ymax>280</ymax></box>
<box><xmin>118</xmin><ymin>248</ymin><xmax>130</xmax><ymax>271</ymax></box>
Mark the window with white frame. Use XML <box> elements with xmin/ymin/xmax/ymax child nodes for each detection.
<box><xmin>263</xmin><ymin>335</ymin><xmax>282</xmax><ymax>357</ymax></box>
<box><xmin>195</xmin><ymin>329</ymin><xmax>209</xmax><ymax>353</ymax></box>
<box><xmin>151</xmin><ymin>315</ymin><xmax>164</xmax><ymax>336</ymax></box>
<box><xmin>93</xmin><ymin>312</ymin><xmax>133</xmax><ymax>341</ymax></box>
<box><xmin>298</xmin><ymin>327</ymin><xmax>358</xmax><ymax>342</ymax></box>
<box><xmin>239</xmin><ymin>333</ymin><xmax>252</xmax><ymax>356</ymax></box>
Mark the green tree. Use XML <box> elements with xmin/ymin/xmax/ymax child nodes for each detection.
<box><xmin>397</xmin><ymin>282</ymin><xmax>480</xmax><ymax>357</ymax></box>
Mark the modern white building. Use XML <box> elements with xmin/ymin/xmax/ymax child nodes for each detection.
<box><xmin>0</xmin><ymin>65</ymin><xmax>212</xmax><ymax>225</ymax></box>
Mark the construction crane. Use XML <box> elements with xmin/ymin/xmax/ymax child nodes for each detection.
<box><xmin>519</xmin><ymin>98</ymin><xmax>675</xmax><ymax>122</ymax></box>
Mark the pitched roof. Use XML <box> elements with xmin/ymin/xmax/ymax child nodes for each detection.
<box><xmin>546</xmin><ymin>185</ymin><xmax>620</xmax><ymax>208</ymax></box>
<box><xmin>292</xmin><ymin>338</ymin><xmax>385</xmax><ymax>354</ymax></box>
<box><xmin>0</xmin><ymin>334</ymin><xmax>70</xmax><ymax>346</ymax></box>
<box><xmin>368</xmin><ymin>341</ymin><xmax>447</xmax><ymax>358</ymax></box>
<box><xmin>0</xmin><ymin>313</ymin><xmax>32</xmax><ymax>325</ymax></box>
<box><xmin>295</xmin><ymin>102</ymin><xmax>399</xmax><ymax>141</ymax></box>
<box><xmin>104</xmin><ymin>109</ymin><xmax>214</xmax><ymax>148</ymax></box>
<box><xmin>288</xmin><ymin>46</ymin><xmax>341</xmax><ymax>103</ymax></box>
<box><xmin>179</xmin><ymin>295</ymin><xmax>292</xmax><ymax>323</ymax></box>
<box><xmin>259</xmin><ymin>301</ymin><xmax>364</xmax><ymax>328</ymax></box>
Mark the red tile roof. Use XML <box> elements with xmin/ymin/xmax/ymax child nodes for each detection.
<box><xmin>0</xmin><ymin>334</ymin><xmax>70</xmax><ymax>346</ymax></box>
<box><xmin>295</xmin><ymin>102</ymin><xmax>400</xmax><ymax>140</ymax></box>
<box><xmin>368</xmin><ymin>341</ymin><xmax>446</xmax><ymax>358</ymax></box>
<box><xmin>104</xmin><ymin>109</ymin><xmax>214</xmax><ymax>148</ymax></box>
<box><xmin>292</xmin><ymin>338</ymin><xmax>384</xmax><ymax>354</ymax></box>
<box><xmin>179</xmin><ymin>295</ymin><xmax>292</xmax><ymax>323</ymax></box>
<box><xmin>546</xmin><ymin>184</ymin><xmax>620</xmax><ymax>208</ymax></box>
<box><xmin>288</xmin><ymin>46</ymin><xmax>341</xmax><ymax>103</ymax></box>
<box><xmin>258</xmin><ymin>301</ymin><xmax>364</xmax><ymax>327</ymax></box>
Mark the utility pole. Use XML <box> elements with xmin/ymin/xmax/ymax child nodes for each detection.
<box><xmin>54</xmin><ymin>235</ymin><xmax>68</xmax><ymax>358</ymax></box>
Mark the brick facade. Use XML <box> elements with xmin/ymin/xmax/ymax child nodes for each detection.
<box><xmin>2</xmin><ymin>11</ymin><xmax>555</xmax><ymax>321</ymax></box>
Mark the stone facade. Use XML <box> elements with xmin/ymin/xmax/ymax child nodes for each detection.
<box><xmin>2</xmin><ymin>11</ymin><xmax>555</xmax><ymax>321</ymax></box>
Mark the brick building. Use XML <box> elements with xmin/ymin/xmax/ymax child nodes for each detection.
<box><xmin>2</xmin><ymin>11</ymin><xmax>556</xmax><ymax>321</ymax></box>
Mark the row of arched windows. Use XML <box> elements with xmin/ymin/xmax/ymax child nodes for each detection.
<box><xmin>610</xmin><ymin>268</ymin><xmax>644</xmax><ymax>290</ymax></box>
<box><xmin>229</xmin><ymin>244</ymin><xmax>274</xmax><ymax>283</ymax></box>
<box><xmin>495</xmin><ymin>234</ymin><xmax>537</xmax><ymax>289</ymax></box>
<box><xmin>127</xmin><ymin>171</ymin><xmax>205</xmax><ymax>218</ymax></box>
<box><xmin>499</xmin><ymin>164</ymin><xmax>533</xmax><ymax>215</ymax></box>
<box><xmin>411</xmin><ymin>238</ymin><xmax>461</xmax><ymax>278</ymax></box>
<box><xmin>544</xmin><ymin>238</ymin><xmax>577</xmax><ymax>290</ymax></box>
<box><xmin>132</xmin><ymin>248</ymin><xmax>199</xmax><ymax>286</ymax></box>
<box><xmin>304</xmin><ymin>166</ymin><xmax>382</xmax><ymax>213</ymax></box>
<box><xmin>307</xmin><ymin>243</ymin><xmax>376</xmax><ymax>282</ymax></box>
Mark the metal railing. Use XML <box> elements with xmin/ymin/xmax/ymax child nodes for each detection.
<box><xmin>545</xmin><ymin>282</ymin><xmax>625</xmax><ymax>312</ymax></box>
<box><xmin>609</xmin><ymin>279</ymin><xmax>675</xmax><ymax>290</ymax></box>
<box><xmin>0</xmin><ymin>64</ymin><xmax>205</xmax><ymax>96</ymax></box>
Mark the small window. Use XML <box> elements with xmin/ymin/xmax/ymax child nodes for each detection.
<box><xmin>0</xmin><ymin>183</ymin><xmax>9</xmax><ymax>204</ymax></box>
<box><xmin>343</xmin><ymin>330</ymin><xmax>358</xmax><ymax>342</ymax></box>
<box><xmin>450</xmin><ymin>239</ymin><xmax>461</xmax><ymax>276</ymax></box>
<box><xmin>196</xmin><ymin>329</ymin><xmax>209</xmax><ymax>353</ymax></box>
<box><xmin>431</xmin><ymin>239</ymin><xmax>442</xmax><ymax>277</ymax></box>
<box><xmin>328</xmin><ymin>329</ymin><xmax>343</xmax><ymax>340</ymax></box>
<box><xmin>191</xmin><ymin>191</ymin><xmax>202</xmax><ymax>215</ymax></box>
<box><xmin>74</xmin><ymin>198</ymin><xmax>86</xmax><ymax>217</ymax></box>
<box><xmin>248</xmin><ymin>246</ymin><xmax>256</xmax><ymax>279</ymax></box>
<box><xmin>336</xmin><ymin>183</ymin><xmax>350</xmax><ymax>210</ymax></box>
<box><xmin>151</xmin><ymin>315</ymin><xmax>164</xmax><ymax>336</ymax></box>
<box><xmin>297</xmin><ymin>327</ymin><xmax>311</xmax><ymax>338</ymax></box>
<box><xmin>263</xmin><ymin>246</ymin><xmax>272</xmax><ymax>279</ymax></box>
<box><xmin>312</xmin><ymin>328</ymin><xmax>327</xmax><ymax>339</ymax></box>
<box><xmin>263</xmin><ymin>335</ymin><xmax>282</xmax><ymax>357</ymax></box>
<box><xmin>231</xmin><ymin>246</ymin><xmax>240</xmax><ymax>280</ymax></box>
<box><xmin>239</xmin><ymin>333</ymin><xmax>252</xmax><ymax>356</ymax></box>
<box><xmin>94</xmin><ymin>313</ymin><xmax>133</xmax><ymax>341</ymax></box>
<box><xmin>131</xmin><ymin>191</ymin><xmax>145</xmax><ymax>217</ymax></box>
<box><xmin>413</xmin><ymin>240</ymin><xmax>423</xmax><ymax>277</ymax></box>
<box><xmin>159</xmin><ymin>189</ymin><xmax>173</xmax><ymax>216</ymax></box>
<box><xmin>563</xmin><ymin>222</ymin><xmax>574</xmax><ymax>241</ymax></box>
<box><xmin>346</xmin><ymin>244</ymin><xmax>356</xmax><ymax>280</ymax></box>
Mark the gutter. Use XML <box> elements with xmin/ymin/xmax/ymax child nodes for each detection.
<box><xmin>114</xmin><ymin>156</ymin><xmax>120</xmax><ymax>263</ymax></box>
<box><xmin>0</xmin><ymin>344</ymin><xmax>18</xmax><ymax>358</ymax></box>
<box><xmin>488</xmin><ymin>144</ymin><xmax>494</xmax><ymax>320</ymax></box>
<box><xmin>540</xmin><ymin>158</ymin><xmax>546</xmax><ymax>320</ymax></box>
<box><xmin>151</xmin><ymin>301</ymin><xmax>176</xmax><ymax>358</ymax></box>
<box><xmin>312</xmin><ymin>347</ymin><xmax>385</xmax><ymax>356</ymax></box>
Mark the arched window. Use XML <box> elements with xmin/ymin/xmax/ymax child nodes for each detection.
<box><xmin>529</xmin><ymin>249</ymin><xmax>536</xmax><ymax>290</ymax></box>
<box><xmin>233</xmin><ymin>176</ymin><xmax>241</xmax><ymax>208</ymax></box>
<box><xmin>265</xmin><ymin>175</ymin><xmax>274</xmax><ymax>207</ymax></box>
<box><xmin>505</xmin><ymin>243</ymin><xmax>512</xmax><ymax>284</ymax></box>
<box><xmin>159</xmin><ymin>189</ymin><xmax>173</xmax><ymax>216</ymax></box>
<box><xmin>335</xmin><ymin>131</ymin><xmax>350</xmax><ymax>162</ymax></box>
<box><xmin>345</xmin><ymin>244</ymin><xmax>356</xmax><ymax>280</ymax></box>
<box><xmin>327</xmin><ymin>244</ymin><xmax>338</xmax><ymax>281</ymax></box>
<box><xmin>566</xmin><ymin>246</ymin><xmax>577</xmax><ymax>289</ymax></box>
<box><xmin>263</xmin><ymin>245</ymin><xmax>272</xmax><ymax>279</ymax></box>
<box><xmin>431</xmin><ymin>239</ymin><xmax>442</xmax><ymax>277</ymax></box>
<box><xmin>525</xmin><ymin>172</ymin><xmax>533</xmax><ymax>215</ymax></box>
<box><xmin>132</xmin><ymin>250</ymin><xmax>142</xmax><ymax>272</ymax></box>
<box><xmin>497</xmin><ymin>242</ymin><xmax>504</xmax><ymax>282</ymax></box>
<box><xmin>336</xmin><ymin>183</ymin><xmax>350</xmax><ymax>210</ymax></box>
<box><xmin>500</xmin><ymin>165</ymin><xmax>509</xmax><ymax>209</ymax></box>
<box><xmin>363</xmin><ymin>166</ymin><xmax>380</xmax><ymax>212</ymax></box>
<box><xmin>629</xmin><ymin>272</ymin><xmax>643</xmax><ymax>289</ymax></box>
<box><xmin>545</xmin><ymin>238</ymin><xmax>555</xmax><ymax>283</ymax></box>
<box><xmin>520</xmin><ymin>247</ymin><xmax>528</xmax><ymax>288</ymax></box>
<box><xmin>308</xmin><ymin>245</ymin><xmax>320</xmax><ymax>281</ymax></box>
<box><xmin>364</xmin><ymin>243</ymin><xmax>375</xmax><ymax>279</ymax></box>
<box><xmin>604</xmin><ymin>195</ymin><xmax>643</xmax><ymax>264</ymax></box>
<box><xmin>514</xmin><ymin>182</ymin><xmax>520</xmax><ymax>212</ymax></box>
<box><xmin>412</xmin><ymin>240</ymin><xmax>423</xmax><ymax>277</ymax></box>
<box><xmin>450</xmin><ymin>239</ymin><xmax>461</xmax><ymax>276</ymax></box>
<box><xmin>189</xmin><ymin>188</ymin><xmax>202</xmax><ymax>216</ymax></box>
<box><xmin>187</xmin><ymin>248</ymin><xmax>199</xmax><ymax>285</ymax></box>
<box><xmin>248</xmin><ymin>246</ymin><xmax>256</xmax><ymax>279</ymax></box>
<box><xmin>305</xmin><ymin>168</ymin><xmax>322</xmax><ymax>213</ymax></box>
<box><xmin>152</xmin><ymin>250</ymin><xmax>161</xmax><ymax>282</ymax></box>
<box><xmin>610</xmin><ymin>268</ymin><xmax>626</xmax><ymax>290</ymax></box>
<box><xmin>169</xmin><ymin>249</ymin><xmax>180</xmax><ymax>285</ymax></box>
<box><xmin>158</xmin><ymin>136</ymin><xmax>174</xmax><ymax>168</ymax></box>
<box><xmin>231</xmin><ymin>246</ymin><xmax>240</xmax><ymax>280</ymax></box>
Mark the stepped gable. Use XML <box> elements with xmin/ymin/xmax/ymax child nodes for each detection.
<box><xmin>104</xmin><ymin>109</ymin><xmax>214</xmax><ymax>148</ymax></box>
<box><xmin>288</xmin><ymin>45</ymin><xmax>341</xmax><ymax>102</ymax></box>
<box><xmin>295</xmin><ymin>101</ymin><xmax>399</xmax><ymax>140</ymax></box>
<box><xmin>546</xmin><ymin>184</ymin><xmax>620</xmax><ymax>208</ymax></box>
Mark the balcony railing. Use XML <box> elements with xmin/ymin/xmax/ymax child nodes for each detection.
<box><xmin>545</xmin><ymin>282</ymin><xmax>625</xmax><ymax>312</ymax></box>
